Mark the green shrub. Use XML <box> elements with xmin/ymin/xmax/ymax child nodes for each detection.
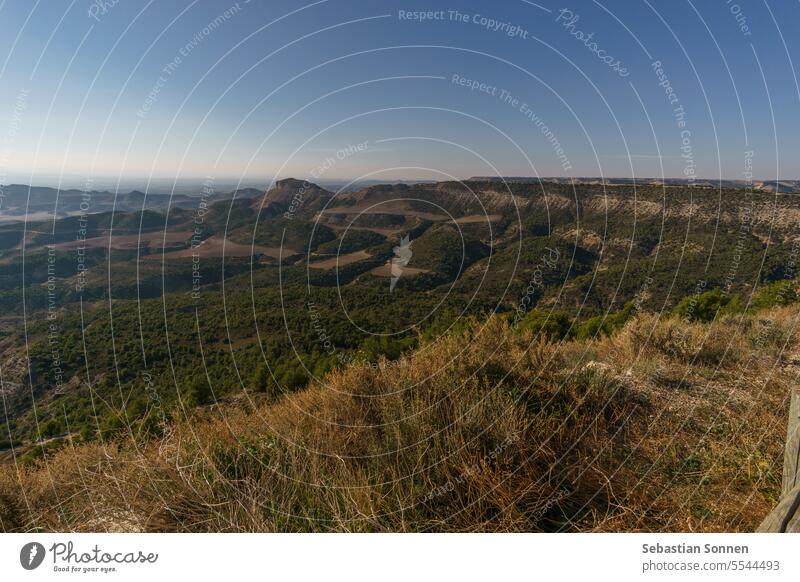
<box><xmin>674</xmin><ymin>288</ymin><xmax>731</xmax><ymax>322</ymax></box>
<box><xmin>576</xmin><ymin>302</ymin><xmax>634</xmax><ymax>340</ymax></box>
<box><xmin>184</xmin><ymin>377</ymin><xmax>213</xmax><ymax>407</ymax></box>
<box><xmin>750</xmin><ymin>280</ymin><xmax>798</xmax><ymax>310</ymax></box>
<box><xmin>516</xmin><ymin>309</ymin><xmax>573</xmax><ymax>341</ymax></box>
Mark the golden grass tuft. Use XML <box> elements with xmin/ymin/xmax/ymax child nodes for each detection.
<box><xmin>1</xmin><ymin>306</ymin><xmax>796</xmax><ymax>532</ymax></box>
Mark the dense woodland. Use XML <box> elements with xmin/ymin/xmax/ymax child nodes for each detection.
<box><xmin>1</xmin><ymin>179</ymin><xmax>799</xmax><ymax>460</ymax></box>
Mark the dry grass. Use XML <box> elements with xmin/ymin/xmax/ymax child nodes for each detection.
<box><xmin>1</xmin><ymin>306</ymin><xmax>796</xmax><ymax>532</ymax></box>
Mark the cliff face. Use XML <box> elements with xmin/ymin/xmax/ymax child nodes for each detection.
<box><xmin>271</xmin><ymin>179</ymin><xmax>800</xmax><ymax>242</ymax></box>
<box><xmin>253</xmin><ymin>178</ymin><xmax>332</xmax><ymax>216</ymax></box>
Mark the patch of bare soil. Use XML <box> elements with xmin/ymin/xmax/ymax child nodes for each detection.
<box><xmin>146</xmin><ymin>235</ymin><xmax>296</xmax><ymax>259</ymax></box>
<box><xmin>308</xmin><ymin>250</ymin><xmax>371</xmax><ymax>269</ymax></box>
<box><xmin>50</xmin><ymin>231</ymin><xmax>193</xmax><ymax>251</ymax></box>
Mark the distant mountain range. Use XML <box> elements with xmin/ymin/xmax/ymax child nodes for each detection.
<box><xmin>4</xmin><ymin>176</ymin><xmax>799</xmax><ymax>226</ymax></box>
<box><xmin>470</xmin><ymin>176</ymin><xmax>800</xmax><ymax>193</ymax></box>
<box><xmin>0</xmin><ymin>184</ymin><xmax>263</xmax><ymax>223</ymax></box>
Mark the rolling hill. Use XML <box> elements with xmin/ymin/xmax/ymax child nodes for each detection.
<box><xmin>1</xmin><ymin>178</ymin><xmax>799</xmax><ymax>531</ymax></box>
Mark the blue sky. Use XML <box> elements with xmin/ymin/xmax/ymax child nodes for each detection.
<box><xmin>0</xmin><ymin>0</ymin><xmax>798</xmax><ymax>188</ymax></box>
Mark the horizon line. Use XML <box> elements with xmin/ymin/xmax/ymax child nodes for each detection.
<box><xmin>3</xmin><ymin>175</ymin><xmax>799</xmax><ymax>189</ymax></box>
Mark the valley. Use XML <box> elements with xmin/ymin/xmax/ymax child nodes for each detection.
<box><xmin>0</xmin><ymin>178</ymin><xmax>798</xmax><ymax>528</ymax></box>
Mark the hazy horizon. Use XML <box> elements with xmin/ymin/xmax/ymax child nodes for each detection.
<box><xmin>2</xmin><ymin>1</ymin><xmax>799</xmax><ymax>185</ymax></box>
<box><xmin>3</xmin><ymin>173</ymin><xmax>799</xmax><ymax>196</ymax></box>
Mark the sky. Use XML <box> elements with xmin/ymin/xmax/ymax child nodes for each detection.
<box><xmin>0</xmin><ymin>0</ymin><xmax>798</xmax><ymax>190</ymax></box>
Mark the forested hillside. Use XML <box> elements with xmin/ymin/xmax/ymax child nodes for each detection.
<box><xmin>1</xmin><ymin>301</ymin><xmax>796</xmax><ymax>532</ymax></box>
<box><xmin>1</xmin><ymin>179</ymin><xmax>798</xmax><ymax>468</ymax></box>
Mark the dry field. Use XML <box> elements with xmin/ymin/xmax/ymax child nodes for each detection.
<box><xmin>145</xmin><ymin>235</ymin><xmax>295</xmax><ymax>260</ymax></box>
<box><xmin>308</xmin><ymin>250</ymin><xmax>371</xmax><ymax>269</ymax></box>
<box><xmin>51</xmin><ymin>231</ymin><xmax>193</xmax><ymax>251</ymax></box>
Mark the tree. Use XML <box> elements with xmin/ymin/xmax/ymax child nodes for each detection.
<box><xmin>79</xmin><ymin>424</ymin><xmax>95</xmax><ymax>442</ymax></box>
<box><xmin>576</xmin><ymin>302</ymin><xmax>634</xmax><ymax>340</ymax></box>
<box><xmin>253</xmin><ymin>363</ymin><xmax>269</xmax><ymax>393</ymax></box>
<box><xmin>674</xmin><ymin>288</ymin><xmax>730</xmax><ymax>323</ymax></box>
<box><xmin>39</xmin><ymin>419</ymin><xmax>62</xmax><ymax>439</ymax></box>
<box><xmin>751</xmin><ymin>280</ymin><xmax>798</xmax><ymax>310</ymax></box>
<box><xmin>184</xmin><ymin>376</ymin><xmax>213</xmax><ymax>407</ymax></box>
<box><xmin>281</xmin><ymin>367</ymin><xmax>308</xmax><ymax>391</ymax></box>
<box><xmin>516</xmin><ymin>309</ymin><xmax>573</xmax><ymax>341</ymax></box>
